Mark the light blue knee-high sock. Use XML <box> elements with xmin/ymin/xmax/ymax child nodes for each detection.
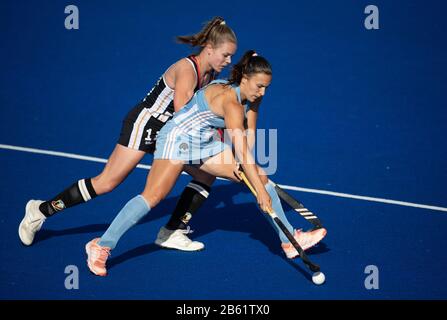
<box><xmin>98</xmin><ymin>195</ymin><xmax>150</xmax><ymax>249</ymax></box>
<box><xmin>263</xmin><ymin>182</ymin><xmax>295</xmax><ymax>243</ymax></box>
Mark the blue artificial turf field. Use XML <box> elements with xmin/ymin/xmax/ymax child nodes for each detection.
<box><xmin>1</xmin><ymin>0</ymin><xmax>446</xmax><ymax>300</ymax></box>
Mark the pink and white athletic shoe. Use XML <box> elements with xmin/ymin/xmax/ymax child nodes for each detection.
<box><xmin>85</xmin><ymin>238</ymin><xmax>111</xmax><ymax>276</ymax></box>
<box><xmin>281</xmin><ymin>228</ymin><xmax>327</xmax><ymax>259</ymax></box>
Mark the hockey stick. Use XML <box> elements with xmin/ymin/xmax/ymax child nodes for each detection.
<box><xmin>239</xmin><ymin>171</ymin><xmax>321</xmax><ymax>274</ymax></box>
<box><xmin>270</xmin><ymin>180</ymin><xmax>324</xmax><ymax>230</ymax></box>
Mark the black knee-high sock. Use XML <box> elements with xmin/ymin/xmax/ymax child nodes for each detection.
<box><xmin>165</xmin><ymin>180</ymin><xmax>211</xmax><ymax>230</ymax></box>
<box><xmin>39</xmin><ymin>178</ymin><xmax>98</xmax><ymax>217</ymax></box>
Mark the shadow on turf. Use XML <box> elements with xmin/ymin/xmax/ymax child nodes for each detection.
<box><xmin>34</xmin><ymin>182</ymin><xmax>331</xmax><ymax>272</ymax></box>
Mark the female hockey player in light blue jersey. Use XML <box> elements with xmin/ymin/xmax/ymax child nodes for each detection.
<box><xmin>85</xmin><ymin>50</ymin><xmax>327</xmax><ymax>276</ymax></box>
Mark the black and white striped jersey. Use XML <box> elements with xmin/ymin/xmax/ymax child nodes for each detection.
<box><xmin>118</xmin><ymin>56</ymin><xmax>217</xmax><ymax>153</ymax></box>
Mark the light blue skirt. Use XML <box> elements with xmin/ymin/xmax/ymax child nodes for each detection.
<box><xmin>154</xmin><ymin>122</ymin><xmax>229</xmax><ymax>163</ymax></box>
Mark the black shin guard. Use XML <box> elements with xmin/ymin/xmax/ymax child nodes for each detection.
<box><xmin>39</xmin><ymin>178</ymin><xmax>98</xmax><ymax>217</ymax></box>
<box><xmin>165</xmin><ymin>180</ymin><xmax>211</xmax><ymax>230</ymax></box>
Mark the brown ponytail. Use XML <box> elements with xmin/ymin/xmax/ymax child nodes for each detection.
<box><xmin>229</xmin><ymin>50</ymin><xmax>272</xmax><ymax>85</ymax></box>
<box><xmin>176</xmin><ymin>16</ymin><xmax>237</xmax><ymax>48</ymax></box>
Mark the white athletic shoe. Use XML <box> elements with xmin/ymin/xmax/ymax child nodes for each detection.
<box><xmin>19</xmin><ymin>200</ymin><xmax>46</xmax><ymax>246</ymax></box>
<box><xmin>155</xmin><ymin>226</ymin><xmax>204</xmax><ymax>251</ymax></box>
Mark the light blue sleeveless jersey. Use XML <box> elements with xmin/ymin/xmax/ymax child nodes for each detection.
<box><xmin>154</xmin><ymin>80</ymin><xmax>247</xmax><ymax>162</ymax></box>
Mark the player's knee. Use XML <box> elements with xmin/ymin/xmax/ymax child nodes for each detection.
<box><xmin>259</xmin><ymin>174</ymin><xmax>269</xmax><ymax>185</ymax></box>
<box><xmin>256</xmin><ymin>167</ymin><xmax>269</xmax><ymax>185</ymax></box>
<box><xmin>141</xmin><ymin>190</ymin><xmax>165</xmax><ymax>208</ymax></box>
